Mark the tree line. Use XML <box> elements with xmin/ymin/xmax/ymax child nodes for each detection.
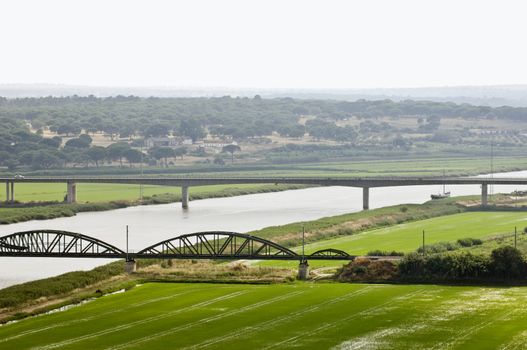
<box><xmin>1</xmin><ymin>96</ymin><xmax>527</xmax><ymax>145</ymax></box>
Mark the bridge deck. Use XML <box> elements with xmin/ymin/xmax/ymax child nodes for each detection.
<box><xmin>1</xmin><ymin>176</ymin><xmax>526</xmax><ymax>187</ymax></box>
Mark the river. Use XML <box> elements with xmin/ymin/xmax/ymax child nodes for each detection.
<box><xmin>1</xmin><ymin>170</ymin><xmax>527</xmax><ymax>288</ymax></box>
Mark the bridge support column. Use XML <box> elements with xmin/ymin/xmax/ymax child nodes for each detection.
<box><xmin>124</xmin><ymin>260</ymin><xmax>137</xmax><ymax>274</ymax></box>
<box><xmin>181</xmin><ymin>185</ymin><xmax>189</xmax><ymax>209</ymax></box>
<box><xmin>5</xmin><ymin>182</ymin><xmax>10</xmax><ymax>203</ymax></box>
<box><xmin>481</xmin><ymin>183</ymin><xmax>488</xmax><ymax>207</ymax></box>
<box><xmin>67</xmin><ymin>181</ymin><xmax>77</xmax><ymax>203</ymax></box>
<box><xmin>297</xmin><ymin>261</ymin><xmax>310</xmax><ymax>280</ymax></box>
<box><xmin>362</xmin><ymin>187</ymin><xmax>369</xmax><ymax>210</ymax></box>
<box><xmin>9</xmin><ymin>182</ymin><xmax>14</xmax><ymax>203</ymax></box>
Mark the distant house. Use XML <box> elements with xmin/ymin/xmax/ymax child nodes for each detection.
<box><xmin>197</xmin><ymin>140</ymin><xmax>238</xmax><ymax>153</ymax></box>
<box><xmin>145</xmin><ymin>137</ymin><xmax>192</xmax><ymax>148</ymax></box>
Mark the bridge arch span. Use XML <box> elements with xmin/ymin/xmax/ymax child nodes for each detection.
<box><xmin>136</xmin><ymin>231</ymin><xmax>299</xmax><ymax>260</ymax></box>
<box><xmin>0</xmin><ymin>229</ymin><xmax>125</xmax><ymax>258</ymax></box>
<box><xmin>309</xmin><ymin>248</ymin><xmax>350</xmax><ymax>258</ymax></box>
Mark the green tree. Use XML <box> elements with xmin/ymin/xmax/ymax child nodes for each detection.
<box><xmin>150</xmin><ymin>147</ymin><xmax>174</xmax><ymax>167</ymax></box>
<box><xmin>174</xmin><ymin>147</ymin><xmax>187</xmax><ymax>159</ymax></box>
<box><xmin>222</xmin><ymin>144</ymin><xmax>241</xmax><ymax>164</ymax></box>
<box><xmin>123</xmin><ymin>149</ymin><xmax>143</xmax><ymax>167</ymax></box>
<box><xmin>86</xmin><ymin>146</ymin><xmax>107</xmax><ymax>168</ymax></box>
<box><xmin>106</xmin><ymin>142</ymin><xmax>131</xmax><ymax>167</ymax></box>
<box><xmin>65</xmin><ymin>137</ymin><xmax>91</xmax><ymax>149</ymax></box>
<box><xmin>143</xmin><ymin>123</ymin><xmax>169</xmax><ymax>138</ymax></box>
<box><xmin>181</xmin><ymin>119</ymin><xmax>205</xmax><ymax>142</ymax></box>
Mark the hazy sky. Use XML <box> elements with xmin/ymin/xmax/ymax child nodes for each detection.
<box><xmin>1</xmin><ymin>0</ymin><xmax>527</xmax><ymax>89</ymax></box>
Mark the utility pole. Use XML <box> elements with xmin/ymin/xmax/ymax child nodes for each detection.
<box><xmin>490</xmin><ymin>133</ymin><xmax>494</xmax><ymax>199</ymax></box>
<box><xmin>140</xmin><ymin>140</ymin><xmax>144</xmax><ymax>202</ymax></box>
<box><xmin>302</xmin><ymin>225</ymin><xmax>305</xmax><ymax>262</ymax></box>
<box><xmin>126</xmin><ymin>225</ymin><xmax>129</xmax><ymax>261</ymax></box>
<box><xmin>422</xmin><ymin>230</ymin><xmax>426</xmax><ymax>256</ymax></box>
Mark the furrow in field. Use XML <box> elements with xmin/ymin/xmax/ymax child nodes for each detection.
<box><xmin>499</xmin><ymin>330</ymin><xmax>527</xmax><ymax>350</ymax></box>
<box><xmin>261</xmin><ymin>288</ymin><xmax>426</xmax><ymax>349</ymax></box>
<box><xmin>104</xmin><ymin>290</ymin><xmax>307</xmax><ymax>350</ymax></box>
<box><xmin>31</xmin><ymin>290</ymin><xmax>248</xmax><ymax>350</ymax></box>
<box><xmin>372</xmin><ymin>288</ymin><xmax>527</xmax><ymax>350</ymax></box>
<box><xmin>430</xmin><ymin>309</ymin><xmax>516</xmax><ymax>350</ymax></box>
<box><xmin>0</xmin><ymin>287</ymin><xmax>204</xmax><ymax>344</ymax></box>
<box><xmin>182</xmin><ymin>285</ymin><xmax>379</xmax><ymax>350</ymax></box>
<box><xmin>330</xmin><ymin>288</ymin><xmax>450</xmax><ymax>350</ymax></box>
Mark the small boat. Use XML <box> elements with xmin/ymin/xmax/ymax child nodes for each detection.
<box><xmin>431</xmin><ymin>170</ymin><xmax>450</xmax><ymax>200</ymax></box>
<box><xmin>431</xmin><ymin>191</ymin><xmax>451</xmax><ymax>200</ymax></box>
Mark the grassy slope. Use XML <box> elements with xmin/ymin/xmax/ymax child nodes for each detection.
<box><xmin>248</xmin><ymin>201</ymin><xmax>464</xmax><ymax>246</ymax></box>
<box><xmin>260</xmin><ymin>210</ymin><xmax>527</xmax><ymax>268</ymax></box>
<box><xmin>301</xmin><ymin>211</ymin><xmax>527</xmax><ymax>255</ymax></box>
<box><xmin>1</xmin><ymin>282</ymin><xmax>527</xmax><ymax>349</ymax></box>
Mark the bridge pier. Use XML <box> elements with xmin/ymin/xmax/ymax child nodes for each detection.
<box><xmin>124</xmin><ymin>259</ymin><xmax>137</xmax><ymax>274</ymax></box>
<box><xmin>66</xmin><ymin>181</ymin><xmax>77</xmax><ymax>203</ymax></box>
<box><xmin>5</xmin><ymin>182</ymin><xmax>14</xmax><ymax>203</ymax></box>
<box><xmin>362</xmin><ymin>187</ymin><xmax>369</xmax><ymax>210</ymax></box>
<box><xmin>181</xmin><ymin>185</ymin><xmax>189</xmax><ymax>209</ymax></box>
<box><xmin>297</xmin><ymin>261</ymin><xmax>310</xmax><ymax>280</ymax></box>
<box><xmin>481</xmin><ymin>183</ymin><xmax>488</xmax><ymax>207</ymax></box>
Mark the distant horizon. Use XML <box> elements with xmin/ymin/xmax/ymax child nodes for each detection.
<box><xmin>3</xmin><ymin>82</ymin><xmax>527</xmax><ymax>91</ymax></box>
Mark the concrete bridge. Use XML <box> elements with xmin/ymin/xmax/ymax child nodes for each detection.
<box><xmin>2</xmin><ymin>176</ymin><xmax>527</xmax><ymax>209</ymax></box>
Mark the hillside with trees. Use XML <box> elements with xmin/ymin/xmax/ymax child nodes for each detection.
<box><xmin>1</xmin><ymin>96</ymin><xmax>527</xmax><ymax>171</ymax></box>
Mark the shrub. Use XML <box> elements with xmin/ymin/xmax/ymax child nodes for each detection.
<box><xmin>417</xmin><ymin>241</ymin><xmax>460</xmax><ymax>254</ymax></box>
<box><xmin>490</xmin><ymin>246</ymin><xmax>526</xmax><ymax>279</ymax></box>
<box><xmin>338</xmin><ymin>258</ymin><xmax>398</xmax><ymax>281</ymax></box>
<box><xmin>399</xmin><ymin>252</ymin><xmax>490</xmax><ymax>279</ymax></box>
<box><xmin>457</xmin><ymin>238</ymin><xmax>483</xmax><ymax>247</ymax></box>
<box><xmin>367</xmin><ymin>250</ymin><xmax>404</xmax><ymax>256</ymax></box>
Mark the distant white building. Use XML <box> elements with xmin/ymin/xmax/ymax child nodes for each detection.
<box><xmin>145</xmin><ymin>137</ymin><xmax>193</xmax><ymax>148</ymax></box>
<box><xmin>201</xmin><ymin>140</ymin><xmax>238</xmax><ymax>149</ymax></box>
<box><xmin>196</xmin><ymin>140</ymin><xmax>238</xmax><ymax>153</ymax></box>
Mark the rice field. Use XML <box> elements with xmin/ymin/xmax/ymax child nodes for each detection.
<box><xmin>1</xmin><ymin>282</ymin><xmax>527</xmax><ymax>349</ymax></box>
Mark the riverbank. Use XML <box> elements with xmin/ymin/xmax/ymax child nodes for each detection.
<box><xmin>0</xmin><ymin>184</ymin><xmax>307</xmax><ymax>224</ymax></box>
<box><xmin>0</xmin><ymin>198</ymin><xmax>465</xmax><ymax>321</ymax></box>
<box><xmin>2</xmin><ymin>191</ymin><xmax>527</xmax><ymax>321</ymax></box>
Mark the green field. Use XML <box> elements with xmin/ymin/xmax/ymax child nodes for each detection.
<box><xmin>259</xmin><ymin>211</ymin><xmax>527</xmax><ymax>268</ymax></box>
<box><xmin>0</xmin><ymin>183</ymin><xmax>301</xmax><ymax>203</ymax></box>
<box><xmin>1</xmin><ymin>282</ymin><xmax>527</xmax><ymax>349</ymax></box>
<box><xmin>301</xmin><ymin>211</ymin><xmax>527</xmax><ymax>255</ymax></box>
<box><xmin>14</xmin><ymin>156</ymin><xmax>527</xmax><ymax>179</ymax></box>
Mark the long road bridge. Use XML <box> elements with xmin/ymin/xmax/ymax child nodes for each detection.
<box><xmin>2</xmin><ymin>175</ymin><xmax>526</xmax><ymax>209</ymax></box>
<box><xmin>0</xmin><ymin>230</ymin><xmax>355</xmax><ymax>277</ymax></box>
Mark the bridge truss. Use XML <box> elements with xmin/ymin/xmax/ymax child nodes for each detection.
<box><xmin>0</xmin><ymin>230</ymin><xmax>353</xmax><ymax>261</ymax></box>
<box><xmin>0</xmin><ymin>230</ymin><xmax>125</xmax><ymax>258</ymax></box>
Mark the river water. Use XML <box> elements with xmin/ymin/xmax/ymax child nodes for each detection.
<box><xmin>1</xmin><ymin>171</ymin><xmax>527</xmax><ymax>288</ymax></box>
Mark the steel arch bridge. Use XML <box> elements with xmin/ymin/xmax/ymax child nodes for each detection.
<box><xmin>0</xmin><ymin>230</ymin><xmax>354</xmax><ymax>261</ymax></box>
<box><xmin>0</xmin><ymin>229</ymin><xmax>125</xmax><ymax>258</ymax></box>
